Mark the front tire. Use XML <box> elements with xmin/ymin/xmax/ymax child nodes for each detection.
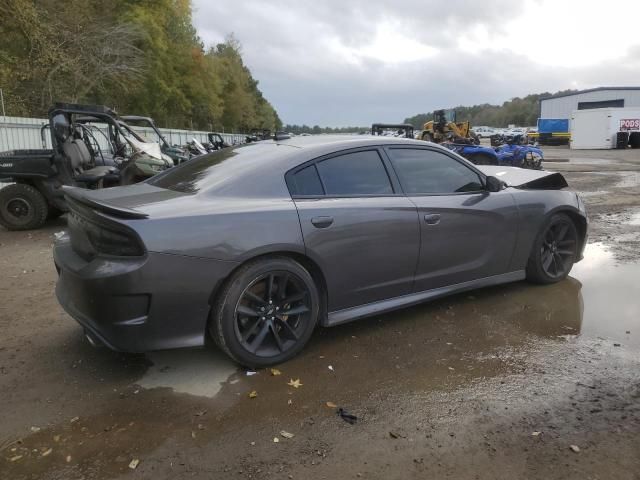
<box><xmin>211</xmin><ymin>257</ymin><xmax>320</xmax><ymax>367</ymax></box>
<box><xmin>422</xmin><ymin>132</ymin><xmax>433</xmax><ymax>143</ymax></box>
<box><xmin>0</xmin><ymin>183</ymin><xmax>49</xmax><ymax>231</ymax></box>
<box><xmin>526</xmin><ymin>213</ymin><xmax>578</xmax><ymax>284</ymax></box>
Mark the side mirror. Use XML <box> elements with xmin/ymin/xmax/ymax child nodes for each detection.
<box><xmin>485</xmin><ymin>175</ymin><xmax>503</xmax><ymax>192</ymax></box>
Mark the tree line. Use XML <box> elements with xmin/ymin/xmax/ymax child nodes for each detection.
<box><xmin>404</xmin><ymin>90</ymin><xmax>578</xmax><ymax>129</ymax></box>
<box><xmin>283</xmin><ymin>124</ymin><xmax>367</xmax><ymax>134</ymax></box>
<box><xmin>0</xmin><ymin>0</ymin><xmax>281</xmax><ymax>133</ymax></box>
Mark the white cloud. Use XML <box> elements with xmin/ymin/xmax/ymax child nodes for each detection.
<box><xmin>192</xmin><ymin>0</ymin><xmax>640</xmax><ymax>126</ymax></box>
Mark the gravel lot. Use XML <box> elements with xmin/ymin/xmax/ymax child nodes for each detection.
<box><xmin>1</xmin><ymin>146</ymin><xmax>639</xmax><ymax>480</ymax></box>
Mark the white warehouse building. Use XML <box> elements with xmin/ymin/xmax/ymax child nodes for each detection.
<box><xmin>540</xmin><ymin>87</ymin><xmax>640</xmax><ymax>119</ymax></box>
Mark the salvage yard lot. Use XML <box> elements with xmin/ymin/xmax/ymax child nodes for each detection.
<box><xmin>1</xmin><ymin>147</ymin><xmax>639</xmax><ymax>479</ymax></box>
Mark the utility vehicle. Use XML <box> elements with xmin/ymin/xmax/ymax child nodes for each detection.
<box><xmin>0</xmin><ymin>103</ymin><xmax>172</xmax><ymax>230</ymax></box>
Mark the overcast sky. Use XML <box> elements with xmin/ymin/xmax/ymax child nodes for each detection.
<box><xmin>193</xmin><ymin>0</ymin><xmax>640</xmax><ymax>126</ymax></box>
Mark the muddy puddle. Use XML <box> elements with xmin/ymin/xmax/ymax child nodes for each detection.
<box><xmin>3</xmin><ymin>243</ymin><xmax>639</xmax><ymax>479</ymax></box>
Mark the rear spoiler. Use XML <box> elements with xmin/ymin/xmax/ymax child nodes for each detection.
<box><xmin>62</xmin><ymin>186</ymin><xmax>148</xmax><ymax>219</ymax></box>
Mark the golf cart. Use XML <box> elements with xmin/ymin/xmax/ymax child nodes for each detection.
<box><xmin>121</xmin><ymin>115</ymin><xmax>189</xmax><ymax>165</ymax></box>
<box><xmin>0</xmin><ymin>103</ymin><xmax>172</xmax><ymax>230</ymax></box>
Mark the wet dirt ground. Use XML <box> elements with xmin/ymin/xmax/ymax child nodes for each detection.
<box><xmin>1</xmin><ymin>147</ymin><xmax>639</xmax><ymax>479</ymax></box>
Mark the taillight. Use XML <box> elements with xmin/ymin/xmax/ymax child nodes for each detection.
<box><xmin>84</xmin><ymin>221</ymin><xmax>144</xmax><ymax>256</ymax></box>
<box><xmin>68</xmin><ymin>209</ymin><xmax>144</xmax><ymax>257</ymax></box>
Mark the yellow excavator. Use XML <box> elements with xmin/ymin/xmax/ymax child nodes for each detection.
<box><xmin>419</xmin><ymin>109</ymin><xmax>478</xmax><ymax>144</ymax></box>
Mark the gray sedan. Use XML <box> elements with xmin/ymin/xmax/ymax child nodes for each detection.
<box><xmin>53</xmin><ymin>136</ymin><xmax>587</xmax><ymax>366</ymax></box>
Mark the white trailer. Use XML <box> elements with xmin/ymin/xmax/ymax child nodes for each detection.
<box><xmin>570</xmin><ymin>108</ymin><xmax>640</xmax><ymax>149</ymax></box>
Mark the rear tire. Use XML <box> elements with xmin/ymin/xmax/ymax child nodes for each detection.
<box><xmin>526</xmin><ymin>213</ymin><xmax>578</xmax><ymax>284</ymax></box>
<box><xmin>210</xmin><ymin>256</ymin><xmax>320</xmax><ymax>367</ymax></box>
<box><xmin>0</xmin><ymin>183</ymin><xmax>48</xmax><ymax>231</ymax></box>
<box><xmin>422</xmin><ymin>132</ymin><xmax>433</xmax><ymax>143</ymax></box>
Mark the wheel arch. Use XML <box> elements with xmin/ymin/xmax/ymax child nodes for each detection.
<box><xmin>206</xmin><ymin>249</ymin><xmax>330</xmax><ymax>339</ymax></box>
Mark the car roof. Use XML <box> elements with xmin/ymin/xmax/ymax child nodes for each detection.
<box><xmin>148</xmin><ymin>135</ymin><xmax>449</xmax><ymax>198</ymax></box>
<box><xmin>275</xmin><ymin>134</ymin><xmax>426</xmax><ymax>150</ymax></box>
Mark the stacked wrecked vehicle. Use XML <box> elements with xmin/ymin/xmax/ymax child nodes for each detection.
<box><xmin>0</xmin><ymin>103</ymin><xmax>173</xmax><ymax>230</ymax></box>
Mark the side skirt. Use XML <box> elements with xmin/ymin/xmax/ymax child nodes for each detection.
<box><xmin>325</xmin><ymin>270</ymin><xmax>526</xmax><ymax>327</ymax></box>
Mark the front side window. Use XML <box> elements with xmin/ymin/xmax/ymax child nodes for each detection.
<box><xmin>388</xmin><ymin>148</ymin><xmax>484</xmax><ymax>194</ymax></box>
<box><xmin>315</xmin><ymin>150</ymin><xmax>393</xmax><ymax>196</ymax></box>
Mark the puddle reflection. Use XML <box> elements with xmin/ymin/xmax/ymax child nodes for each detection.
<box><xmin>571</xmin><ymin>243</ymin><xmax>640</xmax><ymax>346</ymax></box>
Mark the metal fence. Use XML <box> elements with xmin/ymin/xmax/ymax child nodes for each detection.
<box><xmin>0</xmin><ymin>115</ymin><xmax>247</xmax><ymax>151</ymax></box>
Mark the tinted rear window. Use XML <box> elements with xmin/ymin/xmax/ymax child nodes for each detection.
<box><xmin>316</xmin><ymin>150</ymin><xmax>392</xmax><ymax>195</ymax></box>
<box><xmin>289</xmin><ymin>165</ymin><xmax>324</xmax><ymax>196</ymax></box>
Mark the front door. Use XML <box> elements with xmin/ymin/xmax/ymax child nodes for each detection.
<box><xmin>384</xmin><ymin>146</ymin><xmax>519</xmax><ymax>292</ymax></box>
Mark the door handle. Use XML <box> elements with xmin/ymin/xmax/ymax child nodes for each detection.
<box><xmin>311</xmin><ymin>216</ymin><xmax>334</xmax><ymax>228</ymax></box>
<box><xmin>424</xmin><ymin>213</ymin><xmax>441</xmax><ymax>225</ymax></box>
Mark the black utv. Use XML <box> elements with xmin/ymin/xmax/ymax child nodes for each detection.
<box><xmin>0</xmin><ymin>103</ymin><xmax>172</xmax><ymax>230</ymax></box>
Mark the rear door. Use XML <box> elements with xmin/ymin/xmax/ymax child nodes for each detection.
<box><xmin>384</xmin><ymin>146</ymin><xmax>519</xmax><ymax>292</ymax></box>
<box><xmin>288</xmin><ymin>148</ymin><xmax>420</xmax><ymax>312</ymax></box>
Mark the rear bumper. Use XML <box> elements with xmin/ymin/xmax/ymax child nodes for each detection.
<box><xmin>53</xmin><ymin>235</ymin><xmax>238</xmax><ymax>352</ymax></box>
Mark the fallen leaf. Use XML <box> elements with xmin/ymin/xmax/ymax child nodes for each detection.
<box><xmin>273</xmin><ymin>437</ymin><xmax>280</xmax><ymax>443</ymax></box>
<box><xmin>569</xmin><ymin>445</ymin><xmax>580</xmax><ymax>453</ymax></box>
<box><xmin>42</xmin><ymin>448</ymin><xmax>52</xmax><ymax>457</ymax></box>
<box><xmin>191</xmin><ymin>431</ymin><xmax>196</xmax><ymax>439</ymax></box>
<box><xmin>270</xmin><ymin>368</ymin><xmax>282</xmax><ymax>376</ymax></box>
<box><xmin>9</xmin><ymin>455</ymin><xmax>23</xmax><ymax>462</ymax></box>
<box><xmin>326</xmin><ymin>402</ymin><xmax>337</xmax><ymax>408</ymax></box>
<box><xmin>280</xmin><ymin>430</ymin><xmax>295</xmax><ymax>439</ymax></box>
<box><xmin>66</xmin><ymin>455</ymin><xmax>71</xmax><ymax>463</ymax></box>
<box><xmin>389</xmin><ymin>431</ymin><xmax>406</xmax><ymax>439</ymax></box>
<box><xmin>531</xmin><ymin>431</ymin><xmax>541</xmax><ymax>436</ymax></box>
<box><xmin>249</xmin><ymin>390</ymin><xmax>258</xmax><ymax>399</ymax></box>
<box><xmin>287</xmin><ymin>399</ymin><xmax>293</xmax><ymax>405</ymax></box>
<box><xmin>129</xmin><ymin>458</ymin><xmax>140</xmax><ymax>469</ymax></box>
<box><xmin>70</xmin><ymin>417</ymin><xmax>79</xmax><ymax>423</ymax></box>
<box><xmin>250</xmin><ymin>441</ymin><xmax>256</xmax><ymax>446</ymax></box>
<box><xmin>287</xmin><ymin>379</ymin><xmax>303</xmax><ymax>388</ymax></box>
<box><xmin>53</xmin><ymin>435</ymin><xmax>61</xmax><ymax>442</ymax></box>
<box><xmin>30</xmin><ymin>426</ymin><xmax>41</xmax><ymax>433</ymax></box>
<box><xmin>328</xmin><ymin>365</ymin><xmax>334</xmax><ymax>372</ymax></box>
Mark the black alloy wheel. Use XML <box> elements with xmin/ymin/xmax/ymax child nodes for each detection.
<box><xmin>211</xmin><ymin>257</ymin><xmax>320</xmax><ymax>367</ymax></box>
<box><xmin>540</xmin><ymin>218</ymin><xmax>577</xmax><ymax>279</ymax></box>
<box><xmin>527</xmin><ymin>213</ymin><xmax>578</xmax><ymax>284</ymax></box>
<box><xmin>234</xmin><ymin>272</ymin><xmax>311</xmax><ymax>358</ymax></box>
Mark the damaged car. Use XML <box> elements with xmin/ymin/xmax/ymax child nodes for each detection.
<box><xmin>53</xmin><ymin>136</ymin><xmax>587</xmax><ymax>367</ymax></box>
